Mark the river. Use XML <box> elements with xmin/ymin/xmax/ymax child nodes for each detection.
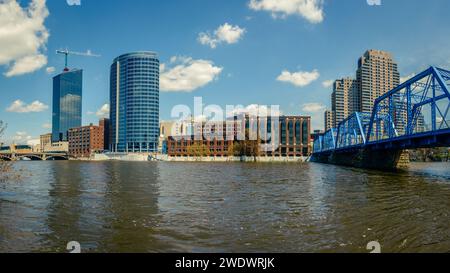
<box><xmin>0</xmin><ymin>161</ymin><xmax>449</xmax><ymax>253</ymax></box>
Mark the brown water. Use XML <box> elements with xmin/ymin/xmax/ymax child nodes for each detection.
<box><xmin>0</xmin><ymin>161</ymin><xmax>449</xmax><ymax>253</ymax></box>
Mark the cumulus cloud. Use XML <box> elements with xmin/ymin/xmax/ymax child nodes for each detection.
<box><xmin>248</xmin><ymin>0</ymin><xmax>324</xmax><ymax>23</ymax></box>
<box><xmin>0</xmin><ymin>0</ymin><xmax>50</xmax><ymax>77</ymax></box>
<box><xmin>46</xmin><ymin>66</ymin><xmax>55</xmax><ymax>74</ymax></box>
<box><xmin>301</xmin><ymin>102</ymin><xmax>326</xmax><ymax>130</ymax></box>
<box><xmin>322</xmin><ymin>80</ymin><xmax>334</xmax><ymax>88</ymax></box>
<box><xmin>277</xmin><ymin>69</ymin><xmax>320</xmax><ymax>87</ymax></box>
<box><xmin>96</xmin><ymin>104</ymin><xmax>110</xmax><ymax>118</ymax></box>
<box><xmin>5</xmin><ymin>54</ymin><xmax>47</xmax><ymax>77</ymax></box>
<box><xmin>160</xmin><ymin>56</ymin><xmax>223</xmax><ymax>92</ymax></box>
<box><xmin>6</xmin><ymin>100</ymin><xmax>48</xmax><ymax>113</ymax></box>
<box><xmin>198</xmin><ymin>23</ymin><xmax>246</xmax><ymax>49</ymax></box>
<box><xmin>400</xmin><ymin>73</ymin><xmax>416</xmax><ymax>83</ymax></box>
<box><xmin>301</xmin><ymin>102</ymin><xmax>325</xmax><ymax>113</ymax></box>
<box><xmin>228</xmin><ymin>104</ymin><xmax>283</xmax><ymax>117</ymax></box>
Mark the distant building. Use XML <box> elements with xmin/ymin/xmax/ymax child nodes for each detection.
<box><xmin>332</xmin><ymin>78</ymin><xmax>358</xmax><ymax>126</ymax></box>
<box><xmin>68</xmin><ymin>122</ymin><xmax>104</xmax><ymax>158</ymax></box>
<box><xmin>110</xmin><ymin>52</ymin><xmax>159</xmax><ymax>153</ymax></box>
<box><xmin>324</xmin><ymin>110</ymin><xmax>335</xmax><ymax>131</ymax></box>
<box><xmin>40</xmin><ymin>133</ymin><xmax>68</xmax><ymax>153</ymax></box>
<box><xmin>356</xmin><ymin>50</ymin><xmax>400</xmax><ymax>113</ymax></box>
<box><xmin>167</xmin><ymin>115</ymin><xmax>312</xmax><ymax>157</ymax></box>
<box><xmin>99</xmin><ymin>118</ymin><xmax>110</xmax><ymax>151</ymax></box>
<box><xmin>52</xmin><ymin>69</ymin><xmax>83</xmax><ymax>142</ymax></box>
<box><xmin>40</xmin><ymin>133</ymin><xmax>52</xmax><ymax>151</ymax></box>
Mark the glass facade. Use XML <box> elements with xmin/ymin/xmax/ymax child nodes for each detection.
<box><xmin>52</xmin><ymin>69</ymin><xmax>83</xmax><ymax>142</ymax></box>
<box><xmin>110</xmin><ymin>52</ymin><xmax>159</xmax><ymax>153</ymax></box>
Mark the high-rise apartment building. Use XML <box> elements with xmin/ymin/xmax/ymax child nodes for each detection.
<box><xmin>356</xmin><ymin>50</ymin><xmax>400</xmax><ymax>113</ymax></box>
<box><xmin>110</xmin><ymin>52</ymin><xmax>160</xmax><ymax>153</ymax></box>
<box><xmin>52</xmin><ymin>69</ymin><xmax>83</xmax><ymax>142</ymax></box>
<box><xmin>323</xmin><ymin>50</ymin><xmax>401</xmax><ymax>132</ymax></box>
<box><xmin>324</xmin><ymin>110</ymin><xmax>335</xmax><ymax>131</ymax></box>
<box><xmin>332</xmin><ymin>78</ymin><xmax>358</xmax><ymax>126</ymax></box>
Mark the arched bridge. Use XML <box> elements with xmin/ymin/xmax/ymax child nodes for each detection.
<box><xmin>312</xmin><ymin>66</ymin><xmax>450</xmax><ymax>170</ymax></box>
<box><xmin>0</xmin><ymin>152</ymin><xmax>69</xmax><ymax>161</ymax></box>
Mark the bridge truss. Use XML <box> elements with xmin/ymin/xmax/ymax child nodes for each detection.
<box><xmin>314</xmin><ymin>66</ymin><xmax>450</xmax><ymax>154</ymax></box>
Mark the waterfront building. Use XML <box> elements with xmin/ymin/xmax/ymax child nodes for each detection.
<box><xmin>99</xmin><ymin>118</ymin><xmax>110</xmax><ymax>151</ymax></box>
<box><xmin>68</xmin><ymin>121</ymin><xmax>105</xmax><ymax>158</ymax></box>
<box><xmin>324</xmin><ymin>110</ymin><xmax>335</xmax><ymax>131</ymax></box>
<box><xmin>356</xmin><ymin>50</ymin><xmax>400</xmax><ymax>113</ymax></box>
<box><xmin>110</xmin><ymin>52</ymin><xmax>160</xmax><ymax>153</ymax></box>
<box><xmin>52</xmin><ymin>69</ymin><xmax>83</xmax><ymax>142</ymax></box>
<box><xmin>40</xmin><ymin>133</ymin><xmax>68</xmax><ymax>153</ymax></box>
<box><xmin>167</xmin><ymin>115</ymin><xmax>312</xmax><ymax>157</ymax></box>
<box><xmin>40</xmin><ymin>133</ymin><xmax>52</xmax><ymax>152</ymax></box>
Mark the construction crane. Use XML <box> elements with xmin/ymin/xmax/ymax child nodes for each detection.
<box><xmin>56</xmin><ymin>49</ymin><xmax>100</xmax><ymax>71</ymax></box>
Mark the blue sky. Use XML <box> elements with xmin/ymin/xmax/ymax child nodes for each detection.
<box><xmin>1</xmin><ymin>0</ymin><xmax>450</xmax><ymax>144</ymax></box>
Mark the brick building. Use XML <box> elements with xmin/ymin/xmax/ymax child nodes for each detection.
<box><xmin>68</xmin><ymin>121</ymin><xmax>106</xmax><ymax>158</ymax></box>
<box><xmin>167</xmin><ymin>116</ymin><xmax>311</xmax><ymax>157</ymax></box>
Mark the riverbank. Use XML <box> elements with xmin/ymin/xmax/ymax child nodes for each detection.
<box><xmin>81</xmin><ymin>153</ymin><xmax>310</xmax><ymax>163</ymax></box>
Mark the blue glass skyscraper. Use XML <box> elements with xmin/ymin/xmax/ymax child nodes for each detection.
<box><xmin>110</xmin><ymin>52</ymin><xmax>160</xmax><ymax>153</ymax></box>
<box><xmin>52</xmin><ymin>69</ymin><xmax>83</xmax><ymax>142</ymax></box>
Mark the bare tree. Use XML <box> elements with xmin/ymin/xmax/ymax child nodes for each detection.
<box><xmin>0</xmin><ymin>121</ymin><xmax>13</xmax><ymax>183</ymax></box>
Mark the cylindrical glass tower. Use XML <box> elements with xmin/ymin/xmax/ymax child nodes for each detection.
<box><xmin>110</xmin><ymin>52</ymin><xmax>159</xmax><ymax>153</ymax></box>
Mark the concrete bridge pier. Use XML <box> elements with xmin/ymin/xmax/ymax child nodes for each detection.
<box><xmin>312</xmin><ymin>149</ymin><xmax>410</xmax><ymax>170</ymax></box>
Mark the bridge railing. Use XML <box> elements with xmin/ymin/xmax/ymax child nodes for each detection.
<box><xmin>313</xmin><ymin>66</ymin><xmax>450</xmax><ymax>154</ymax></box>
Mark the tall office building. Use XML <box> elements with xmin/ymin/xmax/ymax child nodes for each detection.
<box><xmin>324</xmin><ymin>110</ymin><xmax>335</xmax><ymax>131</ymax></box>
<box><xmin>110</xmin><ymin>52</ymin><xmax>160</xmax><ymax>153</ymax></box>
<box><xmin>52</xmin><ymin>69</ymin><xmax>83</xmax><ymax>142</ymax></box>
<box><xmin>332</xmin><ymin>78</ymin><xmax>358</xmax><ymax>126</ymax></box>
<box><xmin>356</xmin><ymin>50</ymin><xmax>400</xmax><ymax>113</ymax></box>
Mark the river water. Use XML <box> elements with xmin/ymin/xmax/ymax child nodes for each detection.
<box><xmin>0</xmin><ymin>161</ymin><xmax>449</xmax><ymax>253</ymax></box>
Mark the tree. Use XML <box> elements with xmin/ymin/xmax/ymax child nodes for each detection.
<box><xmin>0</xmin><ymin>121</ymin><xmax>13</xmax><ymax>183</ymax></box>
<box><xmin>186</xmin><ymin>141</ymin><xmax>210</xmax><ymax>160</ymax></box>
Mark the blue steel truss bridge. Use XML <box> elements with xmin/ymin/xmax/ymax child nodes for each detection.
<box><xmin>312</xmin><ymin>66</ymin><xmax>450</xmax><ymax>170</ymax></box>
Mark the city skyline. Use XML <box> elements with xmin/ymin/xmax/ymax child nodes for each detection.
<box><xmin>1</xmin><ymin>0</ymin><xmax>450</xmax><ymax>145</ymax></box>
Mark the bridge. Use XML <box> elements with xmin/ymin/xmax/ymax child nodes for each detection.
<box><xmin>312</xmin><ymin>66</ymin><xmax>450</xmax><ymax>170</ymax></box>
<box><xmin>0</xmin><ymin>152</ymin><xmax>69</xmax><ymax>161</ymax></box>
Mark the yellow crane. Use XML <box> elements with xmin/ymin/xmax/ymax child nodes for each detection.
<box><xmin>56</xmin><ymin>49</ymin><xmax>100</xmax><ymax>71</ymax></box>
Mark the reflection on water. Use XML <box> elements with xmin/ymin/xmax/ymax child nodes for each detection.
<box><xmin>0</xmin><ymin>161</ymin><xmax>449</xmax><ymax>253</ymax></box>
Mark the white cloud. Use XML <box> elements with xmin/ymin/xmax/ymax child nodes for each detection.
<box><xmin>5</xmin><ymin>54</ymin><xmax>47</xmax><ymax>77</ymax></box>
<box><xmin>301</xmin><ymin>102</ymin><xmax>325</xmax><ymax>113</ymax></box>
<box><xmin>0</xmin><ymin>0</ymin><xmax>50</xmax><ymax>77</ymax></box>
<box><xmin>228</xmin><ymin>104</ymin><xmax>283</xmax><ymax>117</ymax></box>
<box><xmin>6</xmin><ymin>100</ymin><xmax>48</xmax><ymax>113</ymax></box>
<box><xmin>27</xmin><ymin>138</ymin><xmax>40</xmax><ymax>146</ymax></box>
<box><xmin>46</xmin><ymin>66</ymin><xmax>55</xmax><ymax>74</ymax></box>
<box><xmin>42</xmin><ymin>123</ymin><xmax>51</xmax><ymax>129</ymax></box>
<box><xmin>322</xmin><ymin>80</ymin><xmax>334</xmax><ymax>88</ymax></box>
<box><xmin>96</xmin><ymin>104</ymin><xmax>110</xmax><ymax>118</ymax></box>
<box><xmin>160</xmin><ymin>57</ymin><xmax>223</xmax><ymax>92</ymax></box>
<box><xmin>400</xmin><ymin>73</ymin><xmax>416</xmax><ymax>83</ymax></box>
<box><xmin>301</xmin><ymin>103</ymin><xmax>326</xmax><ymax>130</ymax></box>
<box><xmin>198</xmin><ymin>23</ymin><xmax>246</xmax><ymax>49</ymax></box>
<box><xmin>12</xmin><ymin>131</ymin><xmax>32</xmax><ymax>143</ymax></box>
<box><xmin>248</xmin><ymin>0</ymin><xmax>324</xmax><ymax>23</ymax></box>
<box><xmin>277</xmin><ymin>69</ymin><xmax>320</xmax><ymax>87</ymax></box>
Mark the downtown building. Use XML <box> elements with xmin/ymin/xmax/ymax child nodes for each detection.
<box><xmin>166</xmin><ymin>115</ymin><xmax>312</xmax><ymax>158</ymax></box>
<box><xmin>110</xmin><ymin>52</ymin><xmax>160</xmax><ymax>153</ymax></box>
<box><xmin>52</xmin><ymin>69</ymin><xmax>83</xmax><ymax>142</ymax></box>
<box><xmin>324</xmin><ymin>49</ymin><xmax>401</xmax><ymax>131</ymax></box>
<box><xmin>331</xmin><ymin>78</ymin><xmax>358</xmax><ymax>127</ymax></box>
<box><xmin>68</xmin><ymin>119</ymin><xmax>109</xmax><ymax>158</ymax></box>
